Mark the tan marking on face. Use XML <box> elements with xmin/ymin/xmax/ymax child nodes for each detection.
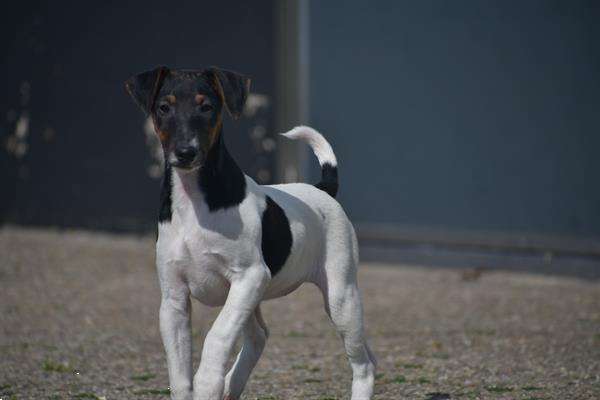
<box><xmin>152</xmin><ymin>115</ymin><xmax>167</xmax><ymax>142</ymax></box>
<box><xmin>208</xmin><ymin>114</ymin><xmax>222</xmax><ymax>146</ymax></box>
<box><xmin>206</xmin><ymin>74</ymin><xmax>225</xmax><ymax>146</ymax></box>
<box><xmin>194</xmin><ymin>94</ymin><xmax>205</xmax><ymax>104</ymax></box>
<box><xmin>165</xmin><ymin>95</ymin><xmax>176</xmax><ymax>104</ymax></box>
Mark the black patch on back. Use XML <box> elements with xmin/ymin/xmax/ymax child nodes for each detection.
<box><xmin>261</xmin><ymin>196</ymin><xmax>293</xmax><ymax>275</ymax></box>
<box><xmin>159</xmin><ymin>163</ymin><xmax>173</xmax><ymax>223</ymax></box>
<box><xmin>198</xmin><ymin>132</ymin><xmax>247</xmax><ymax>211</ymax></box>
<box><xmin>315</xmin><ymin>162</ymin><xmax>338</xmax><ymax>198</ymax></box>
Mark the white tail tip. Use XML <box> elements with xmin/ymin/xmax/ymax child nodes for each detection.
<box><xmin>281</xmin><ymin>125</ymin><xmax>337</xmax><ymax>167</ymax></box>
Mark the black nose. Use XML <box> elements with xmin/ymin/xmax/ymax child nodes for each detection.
<box><xmin>175</xmin><ymin>146</ymin><xmax>198</xmax><ymax>163</ymax></box>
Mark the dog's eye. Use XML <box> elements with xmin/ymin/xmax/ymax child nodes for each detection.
<box><xmin>158</xmin><ymin>103</ymin><xmax>171</xmax><ymax>114</ymax></box>
<box><xmin>200</xmin><ymin>104</ymin><xmax>214</xmax><ymax>113</ymax></box>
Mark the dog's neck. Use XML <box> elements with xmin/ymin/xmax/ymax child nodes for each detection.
<box><xmin>160</xmin><ymin>130</ymin><xmax>247</xmax><ymax>223</ymax></box>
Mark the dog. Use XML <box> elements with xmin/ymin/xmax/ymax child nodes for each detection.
<box><xmin>125</xmin><ymin>66</ymin><xmax>376</xmax><ymax>400</ymax></box>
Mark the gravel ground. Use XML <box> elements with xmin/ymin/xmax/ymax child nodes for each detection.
<box><xmin>1</xmin><ymin>227</ymin><xmax>599</xmax><ymax>400</ymax></box>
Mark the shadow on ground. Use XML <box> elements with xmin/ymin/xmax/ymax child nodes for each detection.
<box><xmin>361</xmin><ymin>243</ymin><xmax>600</xmax><ymax>281</ymax></box>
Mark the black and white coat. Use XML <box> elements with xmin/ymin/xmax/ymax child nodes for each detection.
<box><xmin>126</xmin><ymin>67</ymin><xmax>374</xmax><ymax>400</ymax></box>
<box><xmin>159</xmin><ymin>127</ymin><xmax>375</xmax><ymax>400</ymax></box>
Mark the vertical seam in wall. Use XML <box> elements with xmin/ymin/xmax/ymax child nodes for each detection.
<box><xmin>275</xmin><ymin>0</ymin><xmax>311</xmax><ymax>183</ymax></box>
<box><xmin>298</xmin><ymin>0</ymin><xmax>311</xmax><ymax>179</ymax></box>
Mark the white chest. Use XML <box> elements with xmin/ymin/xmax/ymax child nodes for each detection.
<box><xmin>156</xmin><ymin>175</ymin><xmax>263</xmax><ymax>306</ymax></box>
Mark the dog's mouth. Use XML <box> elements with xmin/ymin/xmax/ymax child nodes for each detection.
<box><xmin>169</xmin><ymin>153</ymin><xmax>203</xmax><ymax>172</ymax></box>
<box><xmin>170</xmin><ymin>160</ymin><xmax>202</xmax><ymax>172</ymax></box>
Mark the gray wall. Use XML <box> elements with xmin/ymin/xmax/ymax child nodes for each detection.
<box><xmin>309</xmin><ymin>0</ymin><xmax>600</xmax><ymax>239</ymax></box>
<box><xmin>0</xmin><ymin>0</ymin><xmax>276</xmax><ymax>231</ymax></box>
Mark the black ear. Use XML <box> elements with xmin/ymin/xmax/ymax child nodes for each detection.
<box><xmin>204</xmin><ymin>66</ymin><xmax>251</xmax><ymax>119</ymax></box>
<box><xmin>125</xmin><ymin>66</ymin><xmax>169</xmax><ymax>115</ymax></box>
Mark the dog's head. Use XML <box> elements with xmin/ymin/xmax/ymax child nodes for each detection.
<box><xmin>125</xmin><ymin>66</ymin><xmax>250</xmax><ymax>171</ymax></box>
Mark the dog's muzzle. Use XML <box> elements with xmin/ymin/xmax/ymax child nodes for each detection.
<box><xmin>172</xmin><ymin>145</ymin><xmax>201</xmax><ymax>169</ymax></box>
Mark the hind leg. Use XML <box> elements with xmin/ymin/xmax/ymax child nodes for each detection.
<box><xmin>223</xmin><ymin>306</ymin><xmax>269</xmax><ymax>400</ymax></box>
<box><xmin>316</xmin><ymin>263</ymin><xmax>376</xmax><ymax>400</ymax></box>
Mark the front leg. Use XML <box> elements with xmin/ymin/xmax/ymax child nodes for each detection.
<box><xmin>223</xmin><ymin>306</ymin><xmax>269</xmax><ymax>400</ymax></box>
<box><xmin>160</xmin><ymin>290</ymin><xmax>193</xmax><ymax>400</ymax></box>
<box><xmin>193</xmin><ymin>265</ymin><xmax>270</xmax><ymax>400</ymax></box>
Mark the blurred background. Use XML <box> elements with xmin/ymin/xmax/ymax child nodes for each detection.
<box><xmin>1</xmin><ymin>0</ymin><xmax>599</xmax><ymax>274</ymax></box>
<box><xmin>2</xmin><ymin>2</ymin><xmax>600</xmax><ymax>399</ymax></box>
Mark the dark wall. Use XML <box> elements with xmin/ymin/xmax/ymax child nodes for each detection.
<box><xmin>0</xmin><ymin>1</ymin><xmax>275</xmax><ymax>231</ymax></box>
<box><xmin>309</xmin><ymin>0</ymin><xmax>600</xmax><ymax>238</ymax></box>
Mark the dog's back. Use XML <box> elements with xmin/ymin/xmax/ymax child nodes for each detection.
<box><xmin>257</xmin><ymin>127</ymin><xmax>359</xmax><ymax>299</ymax></box>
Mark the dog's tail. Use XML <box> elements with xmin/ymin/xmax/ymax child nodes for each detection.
<box><xmin>281</xmin><ymin>126</ymin><xmax>338</xmax><ymax>197</ymax></box>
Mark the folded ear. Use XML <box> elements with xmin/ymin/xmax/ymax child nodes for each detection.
<box><xmin>204</xmin><ymin>66</ymin><xmax>251</xmax><ymax>119</ymax></box>
<box><xmin>125</xmin><ymin>66</ymin><xmax>169</xmax><ymax>115</ymax></box>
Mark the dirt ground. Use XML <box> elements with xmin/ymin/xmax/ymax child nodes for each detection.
<box><xmin>1</xmin><ymin>227</ymin><xmax>598</xmax><ymax>400</ymax></box>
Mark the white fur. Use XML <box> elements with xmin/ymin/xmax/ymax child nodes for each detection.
<box><xmin>157</xmin><ymin>127</ymin><xmax>375</xmax><ymax>400</ymax></box>
<box><xmin>281</xmin><ymin>125</ymin><xmax>338</xmax><ymax>167</ymax></box>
